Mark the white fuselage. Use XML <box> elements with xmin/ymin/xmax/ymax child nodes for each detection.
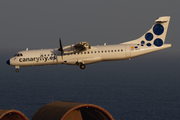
<box><xmin>8</xmin><ymin>43</ymin><xmax>171</xmax><ymax>67</ymax></box>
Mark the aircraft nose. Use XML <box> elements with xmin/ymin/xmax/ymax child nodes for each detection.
<box><xmin>6</xmin><ymin>59</ymin><xmax>10</xmax><ymax>65</ymax></box>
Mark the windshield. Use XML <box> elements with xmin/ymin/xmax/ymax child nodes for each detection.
<box><xmin>14</xmin><ymin>53</ymin><xmax>23</xmax><ymax>57</ymax></box>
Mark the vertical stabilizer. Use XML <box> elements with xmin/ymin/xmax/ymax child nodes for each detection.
<box><xmin>122</xmin><ymin>16</ymin><xmax>170</xmax><ymax>47</ymax></box>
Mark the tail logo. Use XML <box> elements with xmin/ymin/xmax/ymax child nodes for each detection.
<box><xmin>154</xmin><ymin>38</ymin><xmax>163</xmax><ymax>47</ymax></box>
<box><xmin>145</xmin><ymin>32</ymin><xmax>153</xmax><ymax>41</ymax></box>
<box><xmin>141</xmin><ymin>23</ymin><xmax>164</xmax><ymax>47</ymax></box>
<box><xmin>153</xmin><ymin>24</ymin><xmax>164</xmax><ymax>35</ymax></box>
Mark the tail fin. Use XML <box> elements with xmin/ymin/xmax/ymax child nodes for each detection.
<box><xmin>122</xmin><ymin>16</ymin><xmax>170</xmax><ymax>47</ymax></box>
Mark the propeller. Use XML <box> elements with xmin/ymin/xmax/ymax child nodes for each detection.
<box><xmin>58</xmin><ymin>38</ymin><xmax>64</xmax><ymax>60</ymax></box>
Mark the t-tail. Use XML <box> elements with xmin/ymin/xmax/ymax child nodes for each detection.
<box><xmin>122</xmin><ymin>16</ymin><xmax>171</xmax><ymax>58</ymax></box>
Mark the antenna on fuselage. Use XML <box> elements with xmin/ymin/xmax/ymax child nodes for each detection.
<box><xmin>58</xmin><ymin>38</ymin><xmax>64</xmax><ymax>60</ymax></box>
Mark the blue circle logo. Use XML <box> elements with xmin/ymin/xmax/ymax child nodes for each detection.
<box><xmin>153</xmin><ymin>24</ymin><xmax>164</xmax><ymax>35</ymax></box>
<box><xmin>154</xmin><ymin>38</ymin><xmax>163</xmax><ymax>47</ymax></box>
<box><xmin>141</xmin><ymin>40</ymin><xmax>145</xmax><ymax>46</ymax></box>
<box><xmin>146</xmin><ymin>43</ymin><xmax>151</xmax><ymax>47</ymax></box>
<box><xmin>145</xmin><ymin>33</ymin><xmax>153</xmax><ymax>41</ymax></box>
<box><xmin>141</xmin><ymin>41</ymin><xmax>145</xmax><ymax>44</ymax></box>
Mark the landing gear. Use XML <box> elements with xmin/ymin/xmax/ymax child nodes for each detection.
<box><xmin>80</xmin><ymin>64</ymin><xmax>86</xmax><ymax>69</ymax></box>
<box><xmin>15</xmin><ymin>66</ymin><xmax>20</xmax><ymax>72</ymax></box>
<box><xmin>15</xmin><ymin>69</ymin><xmax>19</xmax><ymax>72</ymax></box>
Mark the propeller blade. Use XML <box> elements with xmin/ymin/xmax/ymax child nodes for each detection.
<box><xmin>58</xmin><ymin>38</ymin><xmax>64</xmax><ymax>60</ymax></box>
<box><xmin>58</xmin><ymin>38</ymin><xmax>63</xmax><ymax>51</ymax></box>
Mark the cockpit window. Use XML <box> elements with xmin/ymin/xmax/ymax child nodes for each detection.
<box><xmin>14</xmin><ymin>53</ymin><xmax>23</xmax><ymax>57</ymax></box>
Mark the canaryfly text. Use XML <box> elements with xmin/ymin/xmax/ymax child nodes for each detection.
<box><xmin>19</xmin><ymin>55</ymin><xmax>57</xmax><ymax>62</ymax></box>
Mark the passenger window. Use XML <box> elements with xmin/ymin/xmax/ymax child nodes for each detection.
<box><xmin>111</xmin><ymin>50</ymin><xmax>113</xmax><ymax>52</ymax></box>
<box><xmin>91</xmin><ymin>51</ymin><xmax>93</xmax><ymax>54</ymax></box>
<box><xmin>115</xmin><ymin>50</ymin><xmax>116</xmax><ymax>52</ymax></box>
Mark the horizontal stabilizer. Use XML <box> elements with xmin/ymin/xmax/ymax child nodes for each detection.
<box><xmin>155</xmin><ymin>16</ymin><xmax>169</xmax><ymax>23</ymax></box>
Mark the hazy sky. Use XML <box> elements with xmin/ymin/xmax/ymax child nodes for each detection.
<box><xmin>0</xmin><ymin>1</ymin><xmax>179</xmax><ymax>53</ymax></box>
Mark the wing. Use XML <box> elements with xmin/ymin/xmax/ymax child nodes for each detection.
<box><xmin>74</xmin><ymin>42</ymin><xmax>91</xmax><ymax>52</ymax></box>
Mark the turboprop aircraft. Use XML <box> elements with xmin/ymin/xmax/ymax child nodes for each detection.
<box><xmin>6</xmin><ymin>16</ymin><xmax>171</xmax><ymax>72</ymax></box>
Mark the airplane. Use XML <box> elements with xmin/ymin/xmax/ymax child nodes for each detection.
<box><xmin>6</xmin><ymin>16</ymin><xmax>171</xmax><ymax>72</ymax></box>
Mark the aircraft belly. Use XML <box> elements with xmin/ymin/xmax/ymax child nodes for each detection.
<box><xmin>63</xmin><ymin>55</ymin><xmax>102</xmax><ymax>65</ymax></box>
<box><xmin>15</xmin><ymin>61</ymin><xmax>57</xmax><ymax>67</ymax></box>
<box><xmin>101</xmin><ymin>53</ymin><xmax>127</xmax><ymax>61</ymax></box>
<box><xmin>79</xmin><ymin>57</ymin><xmax>102</xmax><ymax>64</ymax></box>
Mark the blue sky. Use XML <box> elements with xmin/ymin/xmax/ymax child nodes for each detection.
<box><xmin>0</xmin><ymin>1</ymin><xmax>179</xmax><ymax>54</ymax></box>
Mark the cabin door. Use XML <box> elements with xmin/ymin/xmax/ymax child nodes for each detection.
<box><xmin>125</xmin><ymin>45</ymin><xmax>131</xmax><ymax>59</ymax></box>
